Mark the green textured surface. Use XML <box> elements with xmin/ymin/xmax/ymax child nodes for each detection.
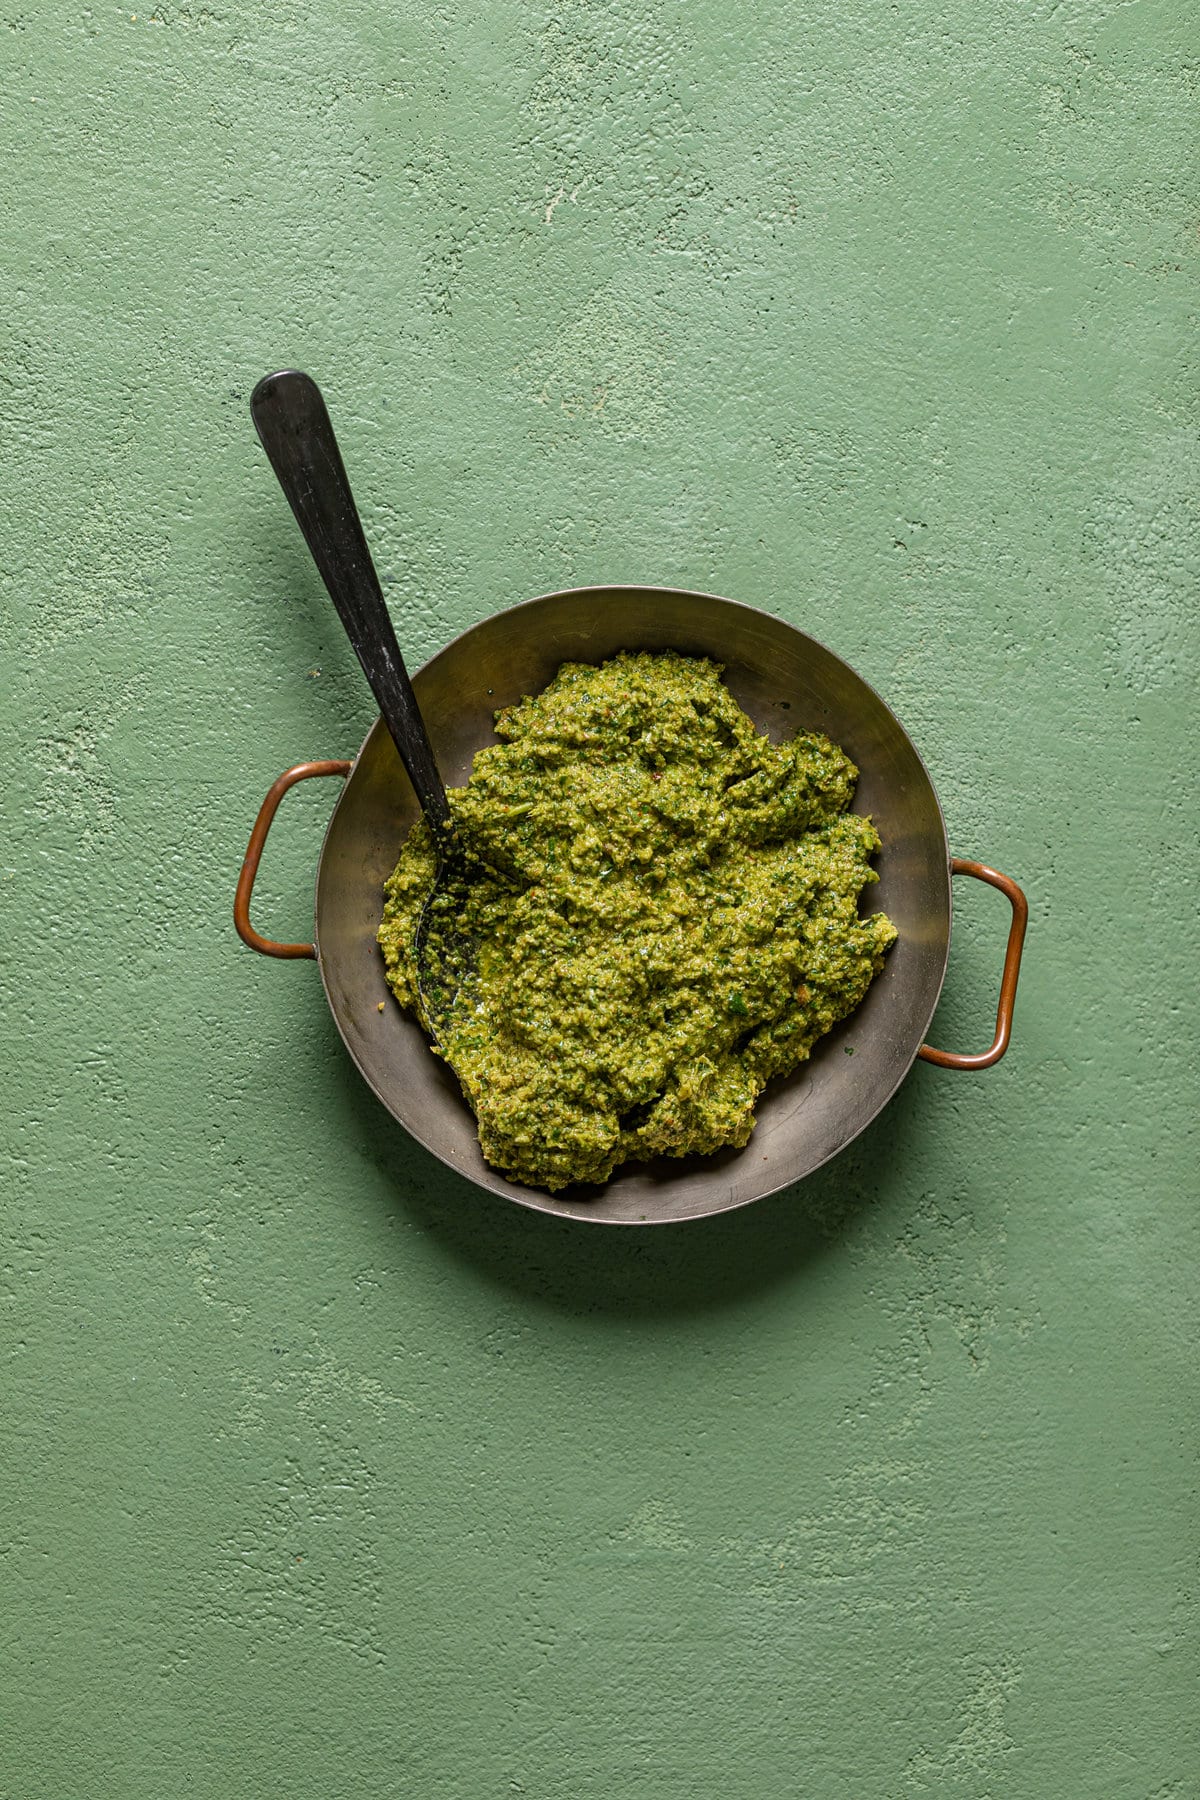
<box><xmin>3</xmin><ymin>2</ymin><xmax>1196</xmax><ymax>1795</ymax></box>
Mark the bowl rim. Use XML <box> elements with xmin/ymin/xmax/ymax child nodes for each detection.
<box><xmin>313</xmin><ymin>582</ymin><xmax>953</xmax><ymax>1223</ymax></box>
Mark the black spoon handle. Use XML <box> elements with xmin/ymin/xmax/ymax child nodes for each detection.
<box><xmin>250</xmin><ymin>369</ymin><xmax>452</xmax><ymax>844</ymax></box>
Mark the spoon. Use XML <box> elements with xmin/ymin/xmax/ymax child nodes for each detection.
<box><xmin>249</xmin><ymin>369</ymin><xmax>480</xmax><ymax>1048</ymax></box>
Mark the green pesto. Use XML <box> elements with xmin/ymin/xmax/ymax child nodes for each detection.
<box><xmin>378</xmin><ymin>653</ymin><xmax>897</xmax><ymax>1191</ymax></box>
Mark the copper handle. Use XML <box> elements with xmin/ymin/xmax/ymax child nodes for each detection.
<box><xmin>234</xmin><ymin>760</ymin><xmax>352</xmax><ymax>959</ymax></box>
<box><xmin>918</xmin><ymin>858</ymin><xmax>1028</xmax><ymax>1070</ymax></box>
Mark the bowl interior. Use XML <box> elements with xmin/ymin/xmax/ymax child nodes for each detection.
<box><xmin>314</xmin><ymin>587</ymin><xmax>950</xmax><ymax>1223</ymax></box>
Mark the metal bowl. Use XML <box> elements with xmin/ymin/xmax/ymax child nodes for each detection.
<box><xmin>236</xmin><ymin>586</ymin><xmax>1026</xmax><ymax>1225</ymax></box>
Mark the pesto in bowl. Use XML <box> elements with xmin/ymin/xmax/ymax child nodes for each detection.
<box><xmin>378</xmin><ymin>651</ymin><xmax>896</xmax><ymax>1192</ymax></box>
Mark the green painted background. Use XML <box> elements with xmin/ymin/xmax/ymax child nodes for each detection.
<box><xmin>3</xmin><ymin>2</ymin><xmax>1196</xmax><ymax>1794</ymax></box>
